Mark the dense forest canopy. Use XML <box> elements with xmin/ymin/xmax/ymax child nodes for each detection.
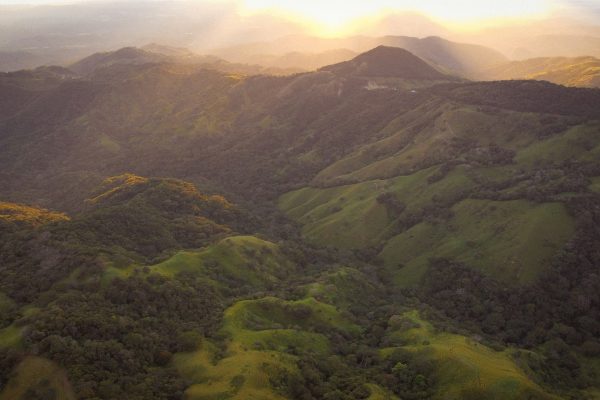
<box><xmin>0</xmin><ymin>42</ymin><xmax>599</xmax><ymax>400</ymax></box>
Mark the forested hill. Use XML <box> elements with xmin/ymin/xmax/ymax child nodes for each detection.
<box><xmin>1</xmin><ymin>49</ymin><xmax>598</xmax><ymax>208</ymax></box>
<box><xmin>319</xmin><ymin>45</ymin><xmax>452</xmax><ymax>80</ymax></box>
<box><xmin>0</xmin><ymin>46</ymin><xmax>599</xmax><ymax>399</ymax></box>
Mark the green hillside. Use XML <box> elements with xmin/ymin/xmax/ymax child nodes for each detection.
<box><xmin>312</xmin><ymin>104</ymin><xmax>579</xmax><ymax>185</ymax></box>
<box><xmin>382</xmin><ymin>311</ymin><xmax>558</xmax><ymax>400</ymax></box>
<box><xmin>0</xmin><ymin>46</ymin><xmax>599</xmax><ymax>400</ymax></box>
<box><xmin>280</xmin><ymin>166</ymin><xmax>474</xmax><ymax>250</ymax></box>
<box><xmin>280</xmin><ymin>103</ymin><xmax>599</xmax><ymax>287</ymax></box>
<box><xmin>173</xmin><ymin>294</ymin><xmax>363</xmax><ymax>399</ymax></box>
<box><xmin>281</xmin><ymin>170</ymin><xmax>576</xmax><ymax>286</ymax></box>
<box><xmin>138</xmin><ymin>235</ymin><xmax>293</xmax><ymax>292</ymax></box>
<box><xmin>381</xmin><ymin>199</ymin><xmax>574</xmax><ymax>285</ymax></box>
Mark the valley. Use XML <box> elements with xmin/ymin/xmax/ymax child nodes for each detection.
<box><xmin>0</xmin><ymin>38</ymin><xmax>599</xmax><ymax>400</ymax></box>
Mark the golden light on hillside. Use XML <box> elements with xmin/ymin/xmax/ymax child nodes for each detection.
<box><xmin>240</xmin><ymin>0</ymin><xmax>558</xmax><ymax>35</ymax></box>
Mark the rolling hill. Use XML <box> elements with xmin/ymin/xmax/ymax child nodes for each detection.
<box><xmin>213</xmin><ymin>34</ymin><xmax>508</xmax><ymax>76</ymax></box>
<box><xmin>320</xmin><ymin>46</ymin><xmax>451</xmax><ymax>80</ymax></box>
<box><xmin>0</xmin><ymin>51</ymin><xmax>47</xmax><ymax>72</ymax></box>
<box><xmin>0</xmin><ymin>45</ymin><xmax>599</xmax><ymax>399</ymax></box>
<box><xmin>477</xmin><ymin>56</ymin><xmax>600</xmax><ymax>88</ymax></box>
<box><xmin>69</xmin><ymin>45</ymin><xmax>300</xmax><ymax>77</ymax></box>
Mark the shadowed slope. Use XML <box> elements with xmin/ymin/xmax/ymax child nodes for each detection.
<box><xmin>321</xmin><ymin>46</ymin><xmax>450</xmax><ymax>80</ymax></box>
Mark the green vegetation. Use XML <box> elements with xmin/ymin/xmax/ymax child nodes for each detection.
<box><xmin>102</xmin><ymin>235</ymin><xmax>293</xmax><ymax>296</ymax></box>
<box><xmin>69</xmin><ymin>174</ymin><xmax>245</xmax><ymax>259</ymax></box>
<box><xmin>0</xmin><ymin>292</ymin><xmax>14</xmax><ymax>314</ymax></box>
<box><xmin>0</xmin><ymin>201</ymin><xmax>69</xmax><ymax>227</ymax></box>
<box><xmin>303</xmin><ymin>267</ymin><xmax>382</xmax><ymax>309</ymax></box>
<box><xmin>280</xmin><ymin>166</ymin><xmax>475</xmax><ymax>250</ymax></box>
<box><xmin>381</xmin><ymin>199</ymin><xmax>574</xmax><ymax>285</ymax></box>
<box><xmin>174</xmin><ymin>296</ymin><xmax>361</xmax><ymax>400</ymax></box>
<box><xmin>280</xmin><ymin>104</ymin><xmax>598</xmax><ymax>289</ymax></box>
<box><xmin>0</xmin><ymin>357</ymin><xmax>75</xmax><ymax>400</ymax></box>
<box><xmin>151</xmin><ymin>236</ymin><xmax>292</xmax><ymax>289</ymax></box>
<box><xmin>313</xmin><ymin>105</ymin><xmax>568</xmax><ymax>185</ymax></box>
<box><xmin>0</xmin><ymin>325</ymin><xmax>22</xmax><ymax>349</ymax></box>
<box><xmin>383</xmin><ymin>311</ymin><xmax>557</xmax><ymax>400</ymax></box>
<box><xmin>279</xmin><ymin>178</ymin><xmax>392</xmax><ymax>249</ymax></box>
<box><xmin>591</xmin><ymin>177</ymin><xmax>600</xmax><ymax>193</ymax></box>
<box><xmin>282</xmin><ymin>168</ymin><xmax>575</xmax><ymax>285</ymax></box>
<box><xmin>366</xmin><ymin>384</ymin><xmax>400</xmax><ymax>400</ymax></box>
<box><xmin>222</xmin><ymin>297</ymin><xmax>360</xmax><ymax>349</ymax></box>
<box><xmin>176</xmin><ymin>341</ymin><xmax>294</xmax><ymax>400</ymax></box>
<box><xmin>1</xmin><ymin>47</ymin><xmax>599</xmax><ymax>400</ymax></box>
<box><xmin>515</xmin><ymin>123</ymin><xmax>600</xmax><ymax>165</ymax></box>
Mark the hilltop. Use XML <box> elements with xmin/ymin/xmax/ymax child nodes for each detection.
<box><xmin>0</xmin><ymin>45</ymin><xmax>599</xmax><ymax>399</ymax></box>
<box><xmin>213</xmin><ymin>34</ymin><xmax>508</xmax><ymax>76</ymax></box>
<box><xmin>320</xmin><ymin>45</ymin><xmax>451</xmax><ymax>80</ymax></box>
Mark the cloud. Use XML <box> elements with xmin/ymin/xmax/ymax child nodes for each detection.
<box><xmin>555</xmin><ymin>0</ymin><xmax>600</xmax><ymax>20</ymax></box>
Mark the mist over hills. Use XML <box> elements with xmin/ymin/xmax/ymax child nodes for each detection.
<box><xmin>67</xmin><ymin>45</ymin><xmax>300</xmax><ymax>77</ymax></box>
<box><xmin>14</xmin><ymin>37</ymin><xmax>599</xmax><ymax>91</ymax></box>
<box><xmin>1</xmin><ymin>3</ymin><xmax>600</xmax><ymax>400</ymax></box>
<box><xmin>465</xmin><ymin>17</ymin><xmax>600</xmax><ymax>59</ymax></box>
<box><xmin>477</xmin><ymin>56</ymin><xmax>600</xmax><ymax>88</ymax></box>
<box><xmin>319</xmin><ymin>46</ymin><xmax>452</xmax><ymax>80</ymax></box>
<box><xmin>4</xmin><ymin>27</ymin><xmax>600</xmax><ymax>90</ymax></box>
<box><xmin>1</xmin><ymin>43</ymin><xmax>600</xmax><ymax>399</ymax></box>
<box><xmin>0</xmin><ymin>0</ymin><xmax>305</xmax><ymax>70</ymax></box>
<box><xmin>1</xmin><ymin>1</ymin><xmax>600</xmax><ymax>74</ymax></box>
<box><xmin>212</xmin><ymin>35</ymin><xmax>509</xmax><ymax>77</ymax></box>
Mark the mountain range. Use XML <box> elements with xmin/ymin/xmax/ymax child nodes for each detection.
<box><xmin>210</xmin><ymin>35</ymin><xmax>509</xmax><ymax>77</ymax></box>
<box><xmin>2</xmin><ymin>1</ymin><xmax>600</xmax><ymax>66</ymax></box>
<box><xmin>7</xmin><ymin>34</ymin><xmax>599</xmax><ymax>92</ymax></box>
<box><xmin>0</xmin><ymin>43</ymin><xmax>599</xmax><ymax>400</ymax></box>
<box><xmin>477</xmin><ymin>56</ymin><xmax>600</xmax><ymax>88</ymax></box>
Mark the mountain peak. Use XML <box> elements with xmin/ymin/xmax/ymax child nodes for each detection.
<box><xmin>320</xmin><ymin>45</ymin><xmax>449</xmax><ymax>80</ymax></box>
<box><xmin>69</xmin><ymin>47</ymin><xmax>169</xmax><ymax>76</ymax></box>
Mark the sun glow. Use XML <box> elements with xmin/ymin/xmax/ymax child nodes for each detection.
<box><xmin>240</xmin><ymin>0</ymin><xmax>558</xmax><ymax>36</ymax></box>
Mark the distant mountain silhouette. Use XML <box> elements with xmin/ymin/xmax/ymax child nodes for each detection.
<box><xmin>213</xmin><ymin>35</ymin><xmax>508</xmax><ymax>76</ymax></box>
<box><xmin>68</xmin><ymin>46</ymin><xmax>299</xmax><ymax>77</ymax></box>
<box><xmin>320</xmin><ymin>46</ymin><xmax>449</xmax><ymax>80</ymax></box>
<box><xmin>476</xmin><ymin>56</ymin><xmax>600</xmax><ymax>88</ymax></box>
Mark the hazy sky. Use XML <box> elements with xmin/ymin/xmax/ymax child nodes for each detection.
<box><xmin>242</xmin><ymin>0</ymin><xmax>600</xmax><ymax>30</ymax></box>
<box><xmin>1</xmin><ymin>0</ymin><xmax>598</xmax><ymax>36</ymax></box>
<box><xmin>0</xmin><ymin>0</ymin><xmax>594</xmax><ymax>18</ymax></box>
<box><xmin>1</xmin><ymin>0</ymin><xmax>599</xmax><ymax>63</ymax></box>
